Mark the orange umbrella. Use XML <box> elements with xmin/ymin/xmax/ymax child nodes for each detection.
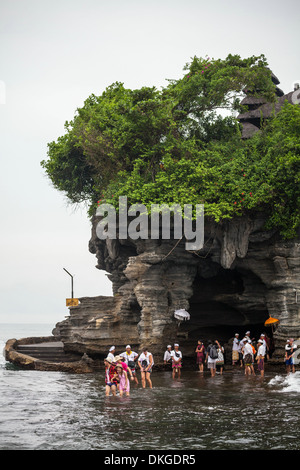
<box><xmin>264</xmin><ymin>316</ymin><xmax>280</xmax><ymax>327</ymax></box>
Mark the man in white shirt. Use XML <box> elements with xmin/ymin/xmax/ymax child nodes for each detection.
<box><xmin>232</xmin><ymin>333</ymin><xmax>241</xmax><ymax>366</ymax></box>
<box><xmin>120</xmin><ymin>345</ymin><xmax>139</xmax><ymax>385</ymax></box>
<box><xmin>138</xmin><ymin>348</ymin><xmax>154</xmax><ymax>388</ymax></box>
<box><xmin>170</xmin><ymin>343</ymin><xmax>182</xmax><ymax>379</ymax></box>
<box><xmin>245</xmin><ymin>331</ymin><xmax>251</xmax><ymax>342</ymax></box>
<box><xmin>256</xmin><ymin>339</ymin><xmax>265</xmax><ymax>377</ymax></box>
<box><xmin>242</xmin><ymin>340</ymin><xmax>253</xmax><ymax>376</ymax></box>
<box><xmin>259</xmin><ymin>334</ymin><xmax>270</xmax><ymax>359</ymax></box>
<box><xmin>107</xmin><ymin>346</ymin><xmax>115</xmax><ymax>362</ymax></box>
<box><xmin>259</xmin><ymin>335</ymin><xmax>267</xmax><ymax>352</ymax></box>
<box><xmin>285</xmin><ymin>338</ymin><xmax>298</xmax><ymax>374</ymax></box>
<box><xmin>163</xmin><ymin>345</ymin><xmax>172</xmax><ymax>365</ymax></box>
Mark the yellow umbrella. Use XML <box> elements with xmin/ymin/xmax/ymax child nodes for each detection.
<box><xmin>264</xmin><ymin>316</ymin><xmax>280</xmax><ymax>327</ymax></box>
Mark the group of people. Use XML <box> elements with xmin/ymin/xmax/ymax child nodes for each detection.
<box><xmin>163</xmin><ymin>343</ymin><xmax>183</xmax><ymax>378</ymax></box>
<box><xmin>104</xmin><ymin>343</ymin><xmax>184</xmax><ymax>396</ymax></box>
<box><xmin>104</xmin><ymin>345</ymin><xmax>154</xmax><ymax>396</ymax></box>
<box><xmin>194</xmin><ymin>339</ymin><xmax>225</xmax><ymax>377</ymax></box>
<box><xmin>104</xmin><ymin>333</ymin><xmax>298</xmax><ymax>395</ymax></box>
<box><xmin>232</xmin><ymin>331</ymin><xmax>298</xmax><ymax>376</ymax></box>
<box><xmin>231</xmin><ymin>331</ymin><xmax>270</xmax><ymax>377</ymax></box>
<box><xmin>184</xmin><ymin>331</ymin><xmax>297</xmax><ymax>378</ymax></box>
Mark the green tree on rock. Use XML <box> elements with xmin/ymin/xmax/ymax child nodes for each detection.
<box><xmin>41</xmin><ymin>54</ymin><xmax>300</xmax><ymax>239</ymax></box>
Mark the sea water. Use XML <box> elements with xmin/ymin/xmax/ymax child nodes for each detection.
<box><xmin>0</xmin><ymin>323</ymin><xmax>300</xmax><ymax>450</ymax></box>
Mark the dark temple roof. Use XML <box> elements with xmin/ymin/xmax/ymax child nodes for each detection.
<box><xmin>238</xmin><ymin>68</ymin><xmax>296</xmax><ymax>139</ymax></box>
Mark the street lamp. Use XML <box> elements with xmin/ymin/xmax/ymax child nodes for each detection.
<box><xmin>63</xmin><ymin>267</ymin><xmax>74</xmax><ymax>298</ymax></box>
<box><xmin>63</xmin><ymin>267</ymin><xmax>80</xmax><ymax>308</ymax></box>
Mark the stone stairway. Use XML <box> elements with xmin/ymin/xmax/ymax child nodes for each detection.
<box><xmin>16</xmin><ymin>342</ymin><xmax>81</xmax><ymax>363</ymax></box>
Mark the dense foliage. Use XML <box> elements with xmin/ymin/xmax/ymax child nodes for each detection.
<box><xmin>41</xmin><ymin>54</ymin><xmax>300</xmax><ymax>239</ymax></box>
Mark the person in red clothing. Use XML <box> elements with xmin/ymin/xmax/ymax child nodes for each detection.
<box><xmin>104</xmin><ymin>357</ymin><xmax>118</xmax><ymax>396</ymax></box>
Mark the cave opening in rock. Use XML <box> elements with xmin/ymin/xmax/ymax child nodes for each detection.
<box><xmin>184</xmin><ymin>263</ymin><xmax>270</xmax><ymax>345</ymax></box>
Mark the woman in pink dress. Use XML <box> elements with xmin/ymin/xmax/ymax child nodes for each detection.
<box><xmin>115</xmin><ymin>364</ymin><xmax>130</xmax><ymax>396</ymax></box>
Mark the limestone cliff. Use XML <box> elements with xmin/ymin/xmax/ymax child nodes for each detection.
<box><xmin>53</xmin><ymin>213</ymin><xmax>300</xmax><ymax>363</ymax></box>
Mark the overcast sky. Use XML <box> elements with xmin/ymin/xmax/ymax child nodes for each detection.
<box><xmin>0</xmin><ymin>0</ymin><xmax>299</xmax><ymax>325</ymax></box>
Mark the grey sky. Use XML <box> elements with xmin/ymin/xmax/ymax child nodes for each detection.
<box><xmin>0</xmin><ymin>0</ymin><xmax>299</xmax><ymax>324</ymax></box>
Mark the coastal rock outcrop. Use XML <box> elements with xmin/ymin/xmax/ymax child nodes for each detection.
<box><xmin>4</xmin><ymin>337</ymin><xmax>94</xmax><ymax>373</ymax></box>
<box><xmin>53</xmin><ymin>214</ymin><xmax>300</xmax><ymax>363</ymax></box>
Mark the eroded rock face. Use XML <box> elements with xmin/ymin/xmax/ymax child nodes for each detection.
<box><xmin>53</xmin><ymin>214</ymin><xmax>300</xmax><ymax>362</ymax></box>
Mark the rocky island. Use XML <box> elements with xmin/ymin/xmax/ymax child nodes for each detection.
<box><xmin>6</xmin><ymin>55</ymin><xmax>300</xmax><ymax>371</ymax></box>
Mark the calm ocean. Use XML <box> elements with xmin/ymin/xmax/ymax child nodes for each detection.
<box><xmin>0</xmin><ymin>322</ymin><xmax>300</xmax><ymax>451</ymax></box>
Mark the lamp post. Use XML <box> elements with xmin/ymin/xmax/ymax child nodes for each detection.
<box><xmin>63</xmin><ymin>268</ymin><xmax>74</xmax><ymax>299</ymax></box>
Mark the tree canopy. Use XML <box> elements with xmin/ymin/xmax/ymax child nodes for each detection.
<box><xmin>41</xmin><ymin>54</ymin><xmax>300</xmax><ymax>239</ymax></box>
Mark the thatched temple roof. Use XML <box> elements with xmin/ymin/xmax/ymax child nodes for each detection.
<box><xmin>240</xmin><ymin>121</ymin><xmax>260</xmax><ymax>139</ymax></box>
<box><xmin>239</xmin><ymin>91</ymin><xmax>294</xmax><ymax>122</ymax></box>
<box><xmin>238</xmin><ymin>68</ymin><xmax>296</xmax><ymax>139</ymax></box>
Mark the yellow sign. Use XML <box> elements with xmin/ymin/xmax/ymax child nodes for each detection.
<box><xmin>66</xmin><ymin>298</ymin><xmax>79</xmax><ymax>307</ymax></box>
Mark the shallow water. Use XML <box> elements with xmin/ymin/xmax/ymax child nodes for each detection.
<box><xmin>1</xmin><ymin>323</ymin><xmax>300</xmax><ymax>450</ymax></box>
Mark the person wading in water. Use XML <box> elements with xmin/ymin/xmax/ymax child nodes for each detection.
<box><xmin>138</xmin><ymin>347</ymin><xmax>154</xmax><ymax>388</ymax></box>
